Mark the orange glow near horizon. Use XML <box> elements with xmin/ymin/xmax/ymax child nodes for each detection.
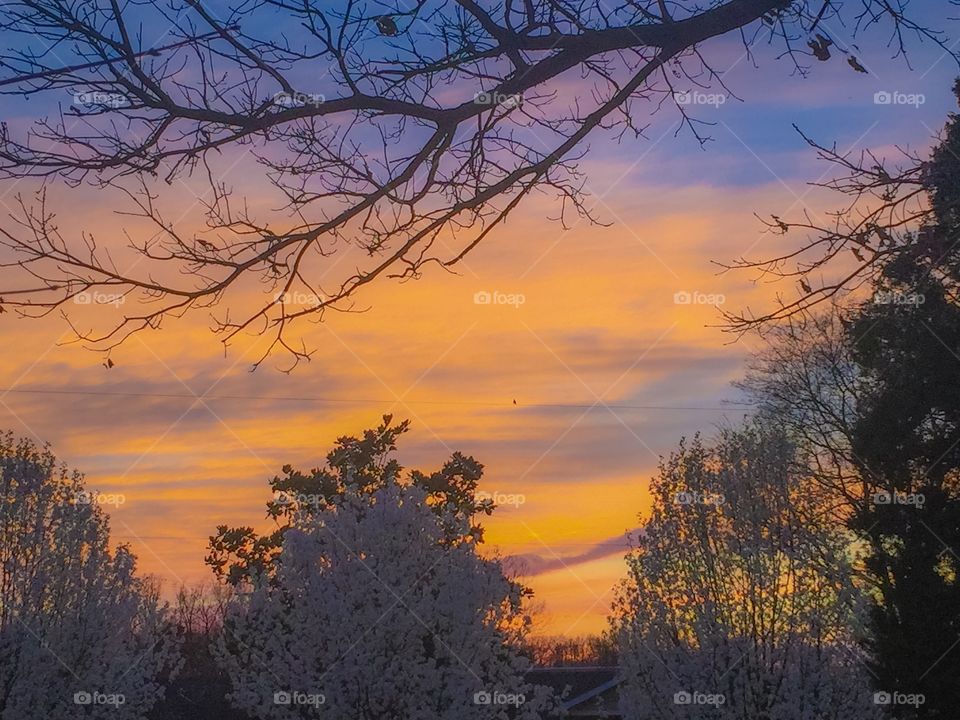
<box><xmin>0</xmin><ymin>94</ymin><xmax>946</xmax><ymax>634</ymax></box>
<box><xmin>0</xmin><ymin>174</ymin><xmax>796</xmax><ymax>637</ymax></box>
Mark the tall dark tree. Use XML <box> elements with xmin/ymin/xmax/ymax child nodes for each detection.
<box><xmin>743</xmin><ymin>82</ymin><xmax>960</xmax><ymax>718</ymax></box>
<box><xmin>845</xmin><ymin>106</ymin><xmax>960</xmax><ymax>715</ymax></box>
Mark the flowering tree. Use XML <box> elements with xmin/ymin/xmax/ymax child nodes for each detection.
<box><xmin>206</xmin><ymin>414</ymin><xmax>491</xmax><ymax>587</ymax></box>
<box><xmin>611</xmin><ymin>425</ymin><xmax>880</xmax><ymax>720</ymax></box>
<box><xmin>215</xmin><ymin>483</ymin><xmax>559</xmax><ymax>720</ymax></box>
<box><xmin>0</xmin><ymin>433</ymin><xmax>180</xmax><ymax>719</ymax></box>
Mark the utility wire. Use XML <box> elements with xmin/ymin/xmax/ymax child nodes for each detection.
<box><xmin>0</xmin><ymin>386</ymin><xmax>753</xmax><ymax>411</ymax></box>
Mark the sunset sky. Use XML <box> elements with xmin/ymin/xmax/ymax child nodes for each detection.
<box><xmin>1</xmin><ymin>12</ymin><xmax>958</xmax><ymax>635</ymax></box>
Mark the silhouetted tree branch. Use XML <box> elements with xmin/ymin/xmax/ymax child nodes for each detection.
<box><xmin>0</xmin><ymin>0</ymin><xmax>949</xmax><ymax>367</ymax></box>
<box><xmin>725</xmin><ymin>75</ymin><xmax>960</xmax><ymax>331</ymax></box>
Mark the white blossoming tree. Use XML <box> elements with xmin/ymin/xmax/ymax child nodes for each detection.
<box><xmin>0</xmin><ymin>433</ymin><xmax>180</xmax><ymax>720</ymax></box>
<box><xmin>216</xmin><ymin>482</ymin><xmax>560</xmax><ymax>720</ymax></box>
<box><xmin>611</xmin><ymin>424</ymin><xmax>882</xmax><ymax>720</ymax></box>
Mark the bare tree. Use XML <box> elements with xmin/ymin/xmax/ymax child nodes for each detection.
<box><xmin>722</xmin><ymin>127</ymin><xmax>936</xmax><ymax>329</ymax></box>
<box><xmin>724</xmin><ymin>75</ymin><xmax>960</xmax><ymax>331</ymax></box>
<box><xmin>737</xmin><ymin>305</ymin><xmax>868</xmax><ymax>511</ymax></box>
<box><xmin>0</xmin><ymin>0</ymin><xmax>951</xmax><ymax>367</ymax></box>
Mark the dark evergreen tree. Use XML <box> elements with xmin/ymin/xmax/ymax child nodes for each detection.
<box><xmin>846</xmin><ymin>86</ymin><xmax>960</xmax><ymax>717</ymax></box>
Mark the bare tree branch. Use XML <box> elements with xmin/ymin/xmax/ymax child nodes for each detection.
<box><xmin>0</xmin><ymin>0</ymin><xmax>949</xmax><ymax>368</ymax></box>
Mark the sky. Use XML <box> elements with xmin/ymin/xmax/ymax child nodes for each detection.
<box><xmin>1</xmin><ymin>3</ymin><xmax>959</xmax><ymax>636</ymax></box>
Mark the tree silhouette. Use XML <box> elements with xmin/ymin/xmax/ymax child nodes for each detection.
<box><xmin>739</xmin><ymin>97</ymin><xmax>960</xmax><ymax>710</ymax></box>
<box><xmin>206</xmin><ymin>415</ymin><xmax>492</xmax><ymax>587</ymax></box>
<box><xmin>845</xmin><ymin>169</ymin><xmax>960</xmax><ymax>717</ymax></box>
<box><xmin>726</xmin><ymin>80</ymin><xmax>960</xmax><ymax>331</ymax></box>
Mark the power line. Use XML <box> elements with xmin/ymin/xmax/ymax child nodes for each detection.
<box><xmin>0</xmin><ymin>386</ymin><xmax>754</xmax><ymax>412</ymax></box>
